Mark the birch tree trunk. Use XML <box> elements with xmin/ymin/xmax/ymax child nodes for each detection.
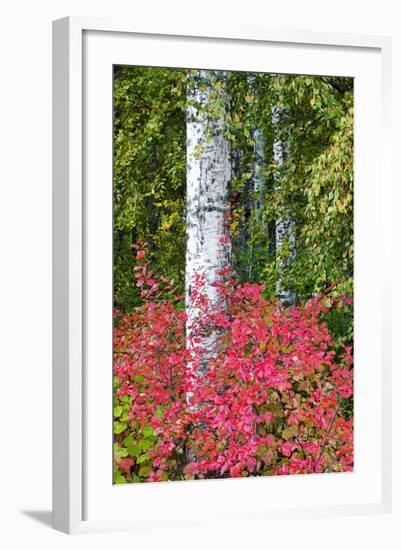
<box><xmin>185</xmin><ymin>70</ymin><xmax>231</xmax><ymax>372</ymax></box>
<box><xmin>272</xmin><ymin>106</ymin><xmax>296</xmax><ymax>304</ymax></box>
<box><xmin>248</xmin><ymin>126</ymin><xmax>265</xmax><ymax>280</ymax></box>
<box><xmin>243</xmin><ymin>74</ymin><xmax>266</xmax><ymax>281</ymax></box>
<box><xmin>253</xmin><ymin>127</ymin><xmax>265</xmax><ymax>198</ymax></box>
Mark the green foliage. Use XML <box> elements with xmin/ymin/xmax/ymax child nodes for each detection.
<box><xmin>259</xmin><ymin>75</ymin><xmax>354</xmax><ymax>302</ymax></box>
<box><xmin>113</xmin><ymin>67</ymin><xmax>353</xmax><ymax>313</ymax></box>
<box><xmin>113</xmin><ymin>66</ymin><xmax>187</xmax><ymax>311</ymax></box>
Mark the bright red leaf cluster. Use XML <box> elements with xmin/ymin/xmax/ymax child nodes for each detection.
<box><xmin>113</xmin><ymin>245</ymin><xmax>353</xmax><ymax>483</ymax></box>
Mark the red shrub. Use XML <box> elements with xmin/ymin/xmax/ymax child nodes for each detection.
<box><xmin>113</xmin><ymin>245</ymin><xmax>353</xmax><ymax>483</ymax></box>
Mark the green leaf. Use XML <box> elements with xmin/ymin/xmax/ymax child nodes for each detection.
<box><xmin>123</xmin><ymin>434</ymin><xmax>134</xmax><ymax>447</ymax></box>
<box><xmin>128</xmin><ymin>445</ymin><xmax>142</xmax><ymax>456</ymax></box>
<box><xmin>114</xmin><ymin>473</ymin><xmax>127</xmax><ymax>484</ymax></box>
<box><xmin>138</xmin><ymin>465</ymin><xmax>152</xmax><ymax>477</ymax></box>
<box><xmin>142</xmin><ymin>425</ymin><xmax>154</xmax><ymax>438</ymax></box>
<box><xmin>114</xmin><ymin>421</ymin><xmax>127</xmax><ymax>434</ymax></box>
<box><xmin>138</xmin><ymin>439</ymin><xmax>152</xmax><ymax>450</ymax></box>
<box><xmin>136</xmin><ymin>453</ymin><xmax>149</xmax><ymax>464</ymax></box>
<box><xmin>114</xmin><ymin>405</ymin><xmax>123</xmax><ymax>417</ymax></box>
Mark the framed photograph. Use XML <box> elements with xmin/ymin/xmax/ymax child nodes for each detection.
<box><xmin>52</xmin><ymin>16</ymin><xmax>392</xmax><ymax>534</ymax></box>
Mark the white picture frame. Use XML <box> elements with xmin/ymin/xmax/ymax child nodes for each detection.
<box><xmin>52</xmin><ymin>16</ymin><xmax>392</xmax><ymax>534</ymax></box>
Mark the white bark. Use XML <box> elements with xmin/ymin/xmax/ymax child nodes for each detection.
<box><xmin>253</xmin><ymin>127</ymin><xmax>265</xmax><ymax>196</ymax></box>
<box><xmin>272</xmin><ymin>106</ymin><xmax>296</xmax><ymax>304</ymax></box>
<box><xmin>185</xmin><ymin>70</ymin><xmax>231</xmax><ymax>371</ymax></box>
<box><xmin>248</xmin><ymin>126</ymin><xmax>265</xmax><ymax>280</ymax></box>
<box><xmin>248</xmin><ymin>75</ymin><xmax>265</xmax><ymax>201</ymax></box>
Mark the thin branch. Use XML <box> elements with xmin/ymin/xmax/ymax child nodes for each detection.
<box><xmin>314</xmin><ymin>399</ymin><xmax>341</xmax><ymax>472</ymax></box>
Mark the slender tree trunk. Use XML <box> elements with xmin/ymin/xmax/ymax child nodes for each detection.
<box><xmin>185</xmin><ymin>70</ymin><xmax>231</xmax><ymax>372</ymax></box>
<box><xmin>253</xmin><ymin>127</ymin><xmax>265</xmax><ymax>198</ymax></box>
<box><xmin>272</xmin><ymin>106</ymin><xmax>296</xmax><ymax>304</ymax></box>
<box><xmin>248</xmin><ymin>126</ymin><xmax>265</xmax><ymax>280</ymax></box>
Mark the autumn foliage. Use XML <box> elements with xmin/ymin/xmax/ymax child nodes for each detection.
<box><xmin>113</xmin><ymin>245</ymin><xmax>353</xmax><ymax>483</ymax></box>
